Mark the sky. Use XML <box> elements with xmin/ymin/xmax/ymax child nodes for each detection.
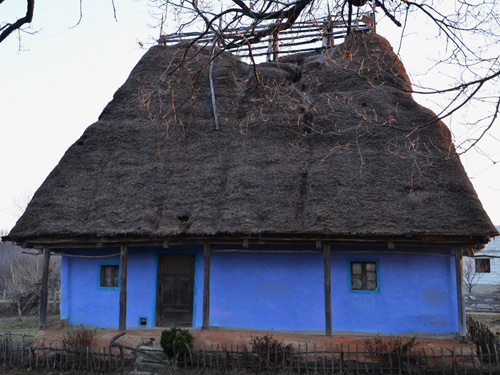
<box><xmin>0</xmin><ymin>0</ymin><xmax>499</xmax><ymax>233</ymax></box>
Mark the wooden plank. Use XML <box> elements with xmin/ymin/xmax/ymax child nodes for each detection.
<box><xmin>455</xmin><ymin>248</ymin><xmax>467</xmax><ymax>338</ymax></box>
<box><xmin>39</xmin><ymin>248</ymin><xmax>51</xmax><ymax>329</ymax></box>
<box><xmin>203</xmin><ymin>244</ymin><xmax>211</xmax><ymax>329</ymax></box>
<box><xmin>323</xmin><ymin>244</ymin><xmax>332</xmax><ymax>336</ymax></box>
<box><xmin>119</xmin><ymin>245</ymin><xmax>128</xmax><ymax>331</ymax></box>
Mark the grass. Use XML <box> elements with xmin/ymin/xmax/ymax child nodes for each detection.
<box><xmin>0</xmin><ymin>301</ymin><xmax>60</xmax><ymax>337</ymax></box>
<box><xmin>0</xmin><ymin>315</ymin><xmax>60</xmax><ymax>337</ymax></box>
<box><xmin>468</xmin><ymin>312</ymin><xmax>500</xmax><ymax>336</ymax></box>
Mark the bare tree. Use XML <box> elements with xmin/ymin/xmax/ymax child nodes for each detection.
<box><xmin>0</xmin><ymin>242</ymin><xmax>60</xmax><ymax>320</ymax></box>
<box><xmin>149</xmin><ymin>0</ymin><xmax>500</xmax><ymax>154</ymax></box>
<box><xmin>1</xmin><ymin>1</ymin><xmax>499</xmax><ymax>152</ymax></box>
<box><xmin>463</xmin><ymin>257</ymin><xmax>485</xmax><ymax>294</ymax></box>
<box><xmin>5</xmin><ymin>251</ymin><xmax>42</xmax><ymax>320</ymax></box>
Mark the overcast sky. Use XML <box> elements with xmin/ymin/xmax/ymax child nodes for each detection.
<box><xmin>1</xmin><ymin>0</ymin><xmax>499</xmax><ymax>234</ymax></box>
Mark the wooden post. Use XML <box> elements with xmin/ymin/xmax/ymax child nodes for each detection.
<box><xmin>272</xmin><ymin>30</ymin><xmax>279</xmax><ymax>62</ymax></box>
<box><xmin>323</xmin><ymin>244</ymin><xmax>332</xmax><ymax>336</ymax></box>
<box><xmin>455</xmin><ymin>248</ymin><xmax>466</xmax><ymax>338</ymax></box>
<box><xmin>119</xmin><ymin>245</ymin><xmax>128</xmax><ymax>331</ymax></box>
<box><xmin>323</xmin><ymin>15</ymin><xmax>333</xmax><ymax>47</ymax></box>
<box><xmin>39</xmin><ymin>248</ymin><xmax>50</xmax><ymax>329</ymax></box>
<box><xmin>202</xmin><ymin>244</ymin><xmax>211</xmax><ymax>329</ymax></box>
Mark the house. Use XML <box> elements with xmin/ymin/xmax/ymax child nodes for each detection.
<box><xmin>463</xmin><ymin>225</ymin><xmax>500</xmax><ymax>295</ymax></box>
<box><xmin>3</xmin><ymin>32</ymin><xmax>498</xmax><ymax>339</ymax></box>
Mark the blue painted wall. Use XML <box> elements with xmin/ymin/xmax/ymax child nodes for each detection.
<box><xmin>60</xmin><ymin>244</ymin><xmax>458</xmax><ymax>334</ymax></box>
<box><xmin>330</xmin><ymin>245</ymin><xmax>458</xmax><ymax>334</ymax></box>
<box><xmin>60</xmin><ymin>246</ymin><xmax>204</xmax><ymax>328</ymax></box>
<box><xmin>210</xmin><ymin>248</ymin><xmax>325</xmax><ymax>330</ymax></box>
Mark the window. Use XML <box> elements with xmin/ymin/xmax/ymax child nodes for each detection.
<box><xmin>475</xmin><ymin>258</ymin><xmax>491</xmax><ymax>273</ymax></box>
<box><xmin>100</xmin><ymin>265</ymin><xmax>119</xmax><ymax>287</ymax></box>
<box><xmin>351</xmin><ymin>261</ymin><xmax>378</xmax><ymax>291</ymax></box>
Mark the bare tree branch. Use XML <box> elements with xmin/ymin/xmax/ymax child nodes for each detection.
<box><xmin>0</xmin><ymin>0</ymin><xmax>34</xmax><ymax>43</ymax></box>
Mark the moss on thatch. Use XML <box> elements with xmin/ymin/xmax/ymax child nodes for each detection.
<box><xmin>6</xmin><ymin>32</ymin><xmax>497</xmax><ymax>246</ymax></box>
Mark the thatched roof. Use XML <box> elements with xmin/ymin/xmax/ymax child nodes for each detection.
<box><xmin>5</xmin><ymin>32</ymin><xmax>498</xmax><ymax>248</ymax></box>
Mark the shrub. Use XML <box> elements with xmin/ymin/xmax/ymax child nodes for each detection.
<box><xmin>251</xmin><ymin>334</ymin><xmax>292</xmax><ymax>366</ymax></box>
<box><xmin>364</xmin><ymin>335</ymin><xmax>417</xmax><ymax>366</ymax></box>
<box><xmin>160</xmin><ymin>327</ymin><xmax>193</xmax><ymax>360</ymax></box>
<box><xmin>62</xmin><ymin>325</ymin><xmax>95</xmax><ymax>352</ymax></box>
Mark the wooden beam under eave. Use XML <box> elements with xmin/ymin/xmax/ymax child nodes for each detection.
<box><xmin>455</xmin><ymin>248</ymin><xmax>466</xmax><ymax>338</ymax></box>
<box><xmin>202</xmin><ymin>244</ymin><xmax>211</xmax><ymax>330</ymax></box>
<box><xmin>119</xmin><ymin>245</ymin><xmax>128</xmax><ymax>331</ymax></box>
<box><xmin>39</xmin><ymin>248</ymin><xmax>51</xmax><ymax>330</ymax></box>
<box><xmin>324</xmin><ymin>243</ymin><xmax>332</xmax><ymax>336</ymax></box>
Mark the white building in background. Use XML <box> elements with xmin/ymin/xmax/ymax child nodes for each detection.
<box><xmin>465</xmin><ymin>225</ymin><xmax>500</xmax><ymax>294</ymax></box>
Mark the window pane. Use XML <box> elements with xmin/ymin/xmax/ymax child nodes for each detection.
<box><xmin>352</xmin><ymin>263</ymin><xmax>362</xmax><ymax>274</ymax></box>
<box><xmin>352</xmin><ymin>276</ymin><xmax>363</xmax><ymax>290</ymax></box>
<box><xmin>367</xmin><ymin>279</ymin><xmax>377</xmax><ymax>290</ymax></box>
<box><xmin>366</xmin><ymin>263</ymin><xmax>376</xmax><ymax>272</ymax></box>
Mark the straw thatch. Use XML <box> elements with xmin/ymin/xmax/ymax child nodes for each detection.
<box><xmin>5</xmin><ymin>32</ymin><xmax>497</xmax><ymax>247</ymax></box>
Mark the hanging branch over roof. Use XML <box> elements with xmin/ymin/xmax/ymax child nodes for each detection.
<box><xmin>0</xmin><ymin>0</ymin><xmax>34</xmax><ymax>43</ymax></box>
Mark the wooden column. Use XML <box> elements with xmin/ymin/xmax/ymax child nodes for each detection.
<box><xmin>323</xmin><ymin>244</ymin><xmax>332</xmax><ymax>336</ymax></box>
<box><xmin>39</xmin><ymin>248</ymin><xmax>51</xmax><ymax>330</ymax></box>
<box><xmin>455</xmin><ymin>248</ymin><xmax>466</xmax><ymax>338</ymax></box>
<box><xmin>202</xmin><ymin>244</ymin><xmax>211</xmax><ymax>330</ymax></box>
<box><xmin>119</xmin><ymin>245</ymin><xmax>128</xmax><ymax>331</ymax></box>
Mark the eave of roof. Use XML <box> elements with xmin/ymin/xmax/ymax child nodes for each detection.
<box><xmin>8</xmin><ymin>231</ymin><xmax>494</xmax><ymax>251</ymax></box>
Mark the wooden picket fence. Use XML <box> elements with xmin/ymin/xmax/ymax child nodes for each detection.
<box><xmin>3</xmin><ymin>318</ymin><xmax>500</xmax><ymax>374</ymax></box>
<box><xmin>179</xmin><ymin>342</ymin><xmax>500</xmax><ymax>374</ymax></box>
<box><xmin>3</xmin><ymin>338</ymin><xmax>500</xmax><ymax>374</ymax></box>
<box><xmin>0</xmin><ymin>333</ymin><xmax>124</xmax><ymax>371</ymax></box>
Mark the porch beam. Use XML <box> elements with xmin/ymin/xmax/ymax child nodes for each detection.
<box><xmin>202</xmin><ymin>243</ymin><xmax>211</xmax><ymax>329</ymax></box>
<box><xmin>119</xmin><ymin>245</ymin><xmax>128</xmax><ymax>331</ymax></box>
<box><xmin>455</xmin><ymin>248</ymin><xmax>466</xmax><ymax>338</ymax></box>
<box><xmin>39</xmin><ymin>248</ymin><xmax>51</xmax><ymax>329</ymax></box>
<box><xmin>323</xmin><ymin>243</ymin><xmax>332</xmax><ymax>336</ymax></box>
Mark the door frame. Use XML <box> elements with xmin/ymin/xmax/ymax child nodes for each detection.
<box><xmin>153</xmin><ymin>249</ymin><xmax>199</xmax><ymax>327</ymax></box>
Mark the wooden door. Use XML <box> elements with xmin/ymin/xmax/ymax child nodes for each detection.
<box><xmin>156</xmin><ymin>254</ymin><xmax>195</xmax><ymax>327</ymax></box>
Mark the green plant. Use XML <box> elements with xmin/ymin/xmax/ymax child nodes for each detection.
<box><xmin>160</xmin><ymin>327</ymin><xmax>193</xmax><ymax>360</ymax></box>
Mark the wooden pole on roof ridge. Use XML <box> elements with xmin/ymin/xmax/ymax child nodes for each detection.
<box><xmin>119</xmin><ymin>245</ymin><xmax>128</xmax><ymax>331</ymax></box>
<box><xmin>202</xmin><ymin>243</ymin><xmax>211</xmax><ymax>329</ymax></box>
<box><xmin>323</xmin><ymin>243</ymin><xmax>332</xmax><ymax>336</ymax></box>
<box><xmin>39</xmin><ymin>248</ymin><xmax>50</xmax><ymax>329</ymax></box>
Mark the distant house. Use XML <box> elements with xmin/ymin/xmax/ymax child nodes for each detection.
<box><xmin>3</xmin><ymin>33</ymin><xmax>498</xmax><ymax>339</ymax></box>
<box><xmin>464</xmin><ymin>225</ymin><xmax>500</xmax><ymax>294</ymax></box>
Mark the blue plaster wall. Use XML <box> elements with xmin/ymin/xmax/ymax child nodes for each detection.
<box><xmin>210</xmin><ymin>248</ymin><xmax>325</xmax><ymax>330</ymax></box>
<box><xmin>330</xmin><ymin>245</ymin><xmax>458</xmax><ymax>334</ymax></box>
<box><xmin>60</xmin><ymin>244</ymin><xmax>458</xmax><ymax>334</ymax></box>
<box><xmin>60</xmin><ymin>246</ymin><xmax>204</xmax><ymax>328</ymax></box>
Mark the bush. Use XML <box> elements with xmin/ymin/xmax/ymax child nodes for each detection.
<box><xmin>251</xmin><ymin>334</ymin><xmax>292</xmax><ymax>366</ymax></box>
<box><xmin>160</xmin><ymin>327</ymin><xmax>193</xmax><ymax>360</ymax></box>
<box><xmin>62</xmin><ymin>325</ymin><xmax>95</xmax><ymax>352</ymax></box>
<box><xmin>364</xmin><ymin>335</ymin><xmax>417</xmax><ymax>366</ymax></box>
